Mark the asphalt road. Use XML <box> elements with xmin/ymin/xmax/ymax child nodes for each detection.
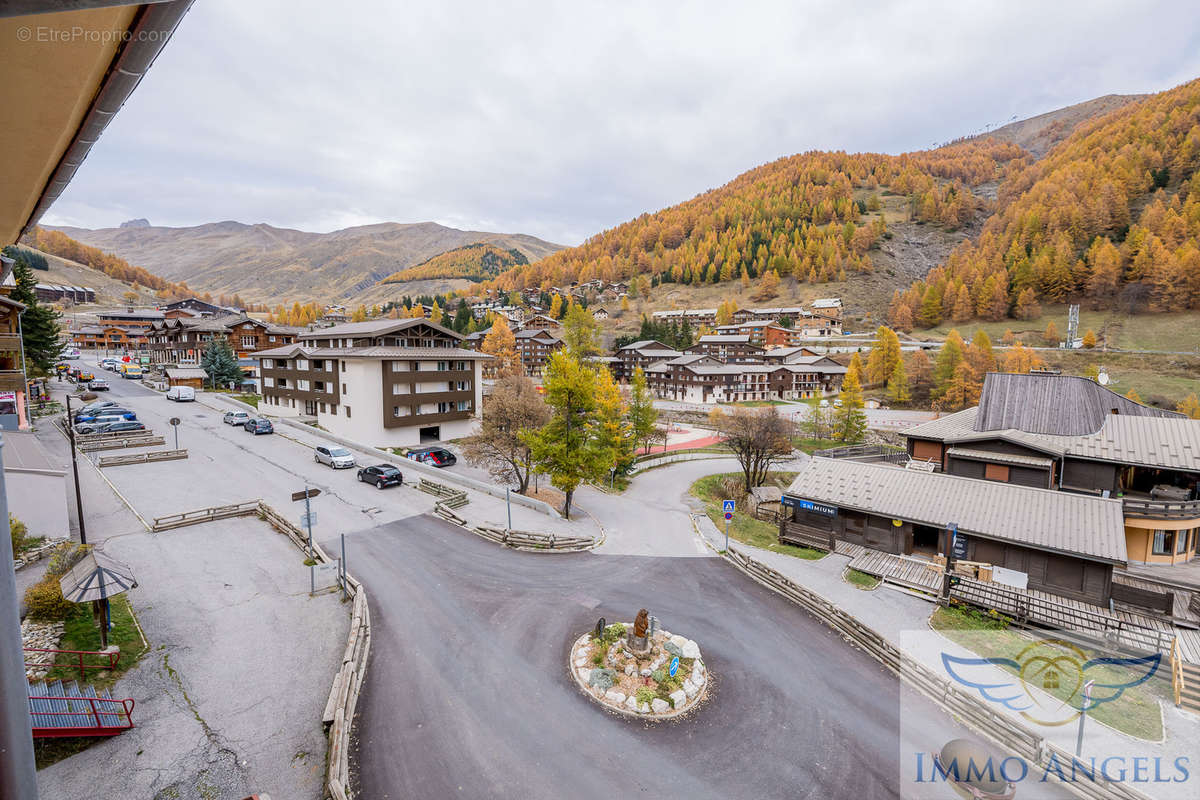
<box><xmin>339</xmin><ymin>514</ymin><xmax>991</xmax><ymax>800</ymax></box>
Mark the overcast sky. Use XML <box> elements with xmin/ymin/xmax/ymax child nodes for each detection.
<box><xmin>43</xmin><ymin>0</ymin><xmax>1200</xmax><ymax>245</ymax></box>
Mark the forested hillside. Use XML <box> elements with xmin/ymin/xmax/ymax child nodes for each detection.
<box><xmin>380</xmin><ymin>242</ymin><xmax>528</xmax><ymax>284</ymax></box>
<box><xmin>889</xmin><ymin>78</ymin><xmax>1200</xmax><ymax>330</ymax></box>
<box><xmin>487</xmin><ymin>140</ymin><xmax>1028</xmax><ymax>294</ymax></box>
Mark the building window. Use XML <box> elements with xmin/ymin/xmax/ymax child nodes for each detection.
<box><xmin>1153</xmin><ymin>530</ymin><xmax>1175</xmax><ymax>556</ymax></box>
<box><xmin>297</xmin><ymin>379</ymin><xmax>310</xmax><ymax>391</ymax></box>
<box><xmin>262</xmin><ymin>359</ymin><xmax>273</xmax><ymax>369</ymax></box>
<box><xmin>456</xmin><ymin>400</ymin><xmax>471</xmax><ymax>412</ymax></box>
<box><xmin>392</xmin><ymin>405</ymin><xmax>410</xmax><ymax>417</ymax></box>
<box><xmin>263</xmin><ymin>377</ymin><xmax>274</xmax><ymax>388</ymax></box>
<box><xmin>319</xmin><ymin>402</ymin><xmax>326</xmax><ymax>413</ymax></box>
<box><xmin>241</xmin><ymin>336</ymin><xmax>255</xmax><ymax>347</ymax></box>
<box><xmin>345</xmin><ymin>405</ymin><xmax>352</xmax><ymax>418</ymax></box>
<box><xmin>296</xmin><ymin>359</ymin><xmax>309</xmax><ymax>371</ymax></box>
<box><xmin>437</xmin><ymin>361</ymin><xmax>448</xmax><ymax>371</ymax></box>
<box><xmin>1178</xmin><ymin>529</ymin><xmax>1189</xmax><ymax>555</ymax></box>
<box><xmin>342</xmin><ymin>383</ymin><xmax>348</xmax><ymax>395</ymax></box>
<box><xmin>392</xmin><ymin>384</ymin><xmax>408</xmax><ymax>394</ymax></box>
<box><xmin>268</xmin><ymin>335</ymin><xmax>276</xmax><ymax>342</ymax></box>
<box><xmin>437</xmin><ymin>402</ymin><xmax>450</xmax><ymax>413</ymax></box>
<box><xmin>341</xmin><ymin>360</ymin><xmax>346</xmax><ymax>370</ymax></box>
<box><xmin>391</xmin><ymin>361</ymin><xmax>405</xmax><ymax>372</ymax></box>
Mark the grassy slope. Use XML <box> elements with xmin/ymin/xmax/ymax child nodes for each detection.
<box><xmin>690</xmin><ymin>471</ymin><xmax>826</xmax><ymax>559</ymax></box>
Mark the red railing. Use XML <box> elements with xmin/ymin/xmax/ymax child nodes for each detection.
<box><xmin>24</xmin><ymin>647</ymin><xmax>121</xmax><ymax>680</ymax></box>
<box><xmin>27</xmin><ymin>695</ymin><xmax>135</xmax><ymax>738</ymax></box>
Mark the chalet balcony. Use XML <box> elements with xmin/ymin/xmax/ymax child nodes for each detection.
<box><xmin>0</xmin><ymin>333</ymin><xmax>22</xmax><ymax>353</ymax></box>
<box><xmin>1122</xmin><ymin>494</ymin><xmax>1200</xmax><ymax>521</ymax></box>
<box><xmin>0</xmin><ymin>370</ymin><xmax>26</xmax><ymax>393</ymax></box>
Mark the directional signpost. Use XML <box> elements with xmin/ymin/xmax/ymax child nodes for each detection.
<box><xmin>723</xmin><ymin>499</ymin><xmax>735</xmax><ymax>552</ymax></box>
<box><xmin>669</xmin><ymin>656</ymin><xmax>679</xmax><ymax>678</ymax></box>
<box><xmin>292</xmin><ymin>487</ymin><xmax>322</xmax><ymax>592</ymax></box>
<box><xmin>168</xmin><ymin>416</ymin><xmax>180</xmax><ymax>451</ymax></box>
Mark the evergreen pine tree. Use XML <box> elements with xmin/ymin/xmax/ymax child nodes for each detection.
<box><xmin>8</xmin><ymin>256</ymin><xmax>61</xmax><ymax>375</ymax></box>
<box><xmin>201</xmin><ymin>337</ymin><xmax>243</xmax><ymax>388</ymax></box>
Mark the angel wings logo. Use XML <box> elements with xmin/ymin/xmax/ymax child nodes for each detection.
<box><xmin>941</xmin><ymin>638</ymin><xmax>1161</xmax><ymax>727</ymax></box>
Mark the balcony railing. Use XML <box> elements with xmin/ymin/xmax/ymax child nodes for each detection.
<box><xmin>0</xmin><ymin>370</ymin><xmax>26</xmax><ymax>393</ymax></box>
<box><xmin>0</xmin><ymin>333</ymin><xmax>22</xmax><ymax>352</ymax></box>
<box><xmin>1122</xmin><ymin>497</ymin><xmax>1200</xmax><ymax>520</ymax></box>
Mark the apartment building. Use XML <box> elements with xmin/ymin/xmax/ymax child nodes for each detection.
<box><xmin>145</xmin><ymin>314</ymin><xmax>301</xmax><ymax>365</ymax></box>
<box><xmin>686</xmin><ymin>334</ymin><xmax>765</xmax><ymax>362</ymax></box>
<box><xmin>255</xmin><ymin>318</ymin><xmax>488</xmax><ymax>446</ymax></box>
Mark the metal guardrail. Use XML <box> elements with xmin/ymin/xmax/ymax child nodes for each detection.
<box><xmin>1121</xmin><ymin>497</ymin><xmax>1200</xmax><ymax>520</ymax></box>
<box><xmin>24</xmin><ymin>647</ymin><xmax>120</xmax><ymax>680</ymax></box>
<box><xmin>98</xmin><ymin>449</ymin><xmax>188</xmax><ymax>467</ymax></box>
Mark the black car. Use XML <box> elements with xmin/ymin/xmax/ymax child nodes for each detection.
<box><xmin>73</xmin><ymin>400</ymin><xmax>119</xmax><ymax>421</ymax></box>
<box><xmin>405</xmin><ymin>446</ymin><xmax>456</xmax><ymax>468</ymax></box>
<box><xmin>243</xmin><ymin>418</ymin><xmax>274</xmax><ymax>435</ymax></box>
<box><xmin>357</xmin><ymin>464</ymin><xmax>403</xmax><ymax>488</ymax></box>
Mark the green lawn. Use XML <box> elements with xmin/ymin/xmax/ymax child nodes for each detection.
<box><xmin>235</xmin><ymin>393</ymin><xmax>260</xmax><ymax>408</ymax></box>
<box><xmin>844</xmin><ymin>568</ymin><xmax>880</xmax><ymax>590</ymax></box>
<box><xmin>931</xmin><ymin>605</ymin><xmax>1166</xmax><ymax>741</ymax></box>
<box><xmin>792</xmin><ymin>437</ymin><xmax>840</xmax><ymax>454</ymax></box>
<box><xmin>690</xmin><ymin>472</ymin><xmax>825</xmax><ymax>559</ymax></box>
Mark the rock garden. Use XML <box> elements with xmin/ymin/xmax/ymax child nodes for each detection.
<box><xmin>570</xmin><ymin>609</ymin><xmax>708</xmax><ymax>719</ymax></box>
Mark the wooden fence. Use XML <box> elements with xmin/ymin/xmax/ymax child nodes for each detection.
<box><xmin>77</xmin><ymin>435</ymin><xmax>165</xmax><ymax>452</ymax></box>
<box><xmin>723</xmin><ymin>547</ymin><xmax>1156</xmax><ymax>800</ymax></box>
<box><xmin>97</xmin><ymin>449</ymin><xmax>188</xmax><ymax>468</ymax></box>
<box><xmin>74</xmin><ymin>427</ymin><xmax>156</xmax><ymax>443</ymax></box>
<box><xmin>778</xmin><ymin>520</ymin><xmax>835</xmax><ymax>552</ymax></box>
<box><xmin>417</xmin><ymin>478</ymin><xmax>468</xmax><ymax>509</ymax></box>
<box><xmin>473</xmin><ymin>524</ymin><xmax>595</xmax><ymax>551</ymax></box>
<box><xmin>150</xmin><ymin>501</ymin><xmax>261</xmax><ymax>531</ymax></box>
<box><xmin>950</xmin><ymin>576</ymin><xmax>1175</xmax><ymax>656</ymax></box>
<box><xmin>255</xmin><ymin>502</ymin><xmax>368</xmax><ymax>800</ymax></box>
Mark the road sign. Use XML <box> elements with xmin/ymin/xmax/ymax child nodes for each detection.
<box><xmin>291</xmin><ymin>488</ymin><xmax>321</xmax><ymax>502</ymax></box>
<box><xmin>722</xmin><ymin>500</ymin><xmax>735</xmax><ymax>513</ymax></box>
<box><xmin>724</xmin><ymin>512</ymin><xmax>733</xmax><ymax>521</ymax></box>
<box><xmin>669</xmin><ymin>656</ymin><xmax>679</xmax><ymax>677</ymax></box>
<box><xmin>300</xmin><ymin>513</ymin><xmax>317</xmax><ymax>528</ymax></box>
<box><xmin>168</xmin><ymin>417</ymin><xmax>180</xmax><ymax>426</ymax></box>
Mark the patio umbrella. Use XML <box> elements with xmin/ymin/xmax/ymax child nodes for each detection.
<box><xmin>58</xmin><ymin>550</ymin><xmax>137</xmax><ymax>648</ymax></box>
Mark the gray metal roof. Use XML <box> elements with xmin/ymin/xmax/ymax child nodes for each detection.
<box><xmin>696</xmin><ymin>334</ymin><xmax>753</xmax><ymax>344</ymax></box>
<box><xmin>945</xmin><ymin>447</ymin><xmax>1054</xmax><ymax>469</ymax></box>
<box><xmin>298</xmin><ymin>317</ymin><xmax>462</xmax><ymax>341</ymax></box>
<box><xmin>783</xmin><ymin>458</ymin><xmax>1127</xmax><ymax>563</ymax></box>
<box><xmin>974</xmin><ymin>372</ymin><xmax>1179</xmax><ymax>435</ymax></box>
<box><xmin>59</xmin><ymin>550</ymin><xmax>137</xmax><ymax>604</ymax></box>
<box><xmin>165</xmin><ymin>368</ymin><xmax>208</xmax><ymax>379</ymax></box>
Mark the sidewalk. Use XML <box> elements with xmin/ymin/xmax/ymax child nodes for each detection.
<box><xmin>721</xmin><ymin>537</ymin><xmax>1200</xmax><ymax>799</ymax></box>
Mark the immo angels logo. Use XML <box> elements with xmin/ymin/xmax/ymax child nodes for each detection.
<box><xmin>941</xmin><ymin>638</ymin><xmax>1160</xmax><ymax>726</ymax></box>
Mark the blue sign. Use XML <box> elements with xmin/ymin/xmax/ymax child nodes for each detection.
<box><xmin>669</xmin><ymin>656</ymin><xmax>679</xmax><ymax>677</ymax></box>
<box><xmin>724</xmin><ymin>512</ymin><xmax>733</xmax><ymax>521</ymax></box>
<box><xmin>780</xmin><ymin>496</ymin><xmax>837</xmax><ymax>517</ymax></box>
<box><xmin>723</xmin><ymin>500</ymin><xmax>735</xmax><ymax>513</ymax></box>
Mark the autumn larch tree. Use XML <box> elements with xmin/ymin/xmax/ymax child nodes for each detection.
<box><xmin>865</xmin><ymin>326</ymin><xmax>902</xmax><ymax>384</ymax></box>
<box><xmin>462</xmin><ymin>375</ymin><xmax>550</xmax><ymax>494</ymax></box>
<box><xmin>626</xmin><ymin>367</ymin><xmax>659</xmax><ymax>454</ymax></box>
<box><xmin>1082</xmin><ymin>329</ymin><xmax>1097</xmax><ymax>349</ymax></box>
<box><xmin>932</xmin><ymin>330</ymin><xmax>966</xmax><ymax>404</ymax></box>
<box><xmin>886</xmin><ymin>357</ymin><xmax>911</xmax><ymax>405</ymax></box>
<box><xmin>906</xmin><ymin>349</ymin><xmax>934</xmax><ymax>406</ymax></box>
<box><xmin>966</xmin><ymin>330</ymin><xmax>996</xmax><ymax>376</ymax></box>
<box><xmin>832</xmin><ymin>369</ymin><xmax>868</xmax><ymax>443</ymax></box>
<box><xmin>481</xmin><ymin>315</ymin><xmax>521</xmax><ymax>377</ymax></box>
<box><xmin>1176</xmin><ymin>393</ymin><xmax>1200</xmax><ymax>420</ymax></box>
<box><xmin>524</xmin><ymin>351</ymin><xmax>605</xmax><ymax>518</ymax></box>
<box><xmin>1042</xmin><ymin>321</ymin><xmax>1059</xmax><ymax>347</ymax></box>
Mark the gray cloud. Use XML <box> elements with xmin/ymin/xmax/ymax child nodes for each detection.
<box><xmin>43</xmin><ymin>0</ymin><xmax>1200</xmax><ymax>245</ymax></box>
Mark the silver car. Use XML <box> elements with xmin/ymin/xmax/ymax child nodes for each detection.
<box><xmin>222</xmin><ymin>410</ymin><xmax>251</xmax><ymax>426</ymax></box>
<box><xmin>314</xmin><ymin>445</ymin><xmax>356</xmax><ymax>469</ymax></box>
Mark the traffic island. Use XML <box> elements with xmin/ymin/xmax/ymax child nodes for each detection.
<box><xmin>569</xmin><ymin>610</ymin><xmax>708</xmax><ymax>719</ymax></box>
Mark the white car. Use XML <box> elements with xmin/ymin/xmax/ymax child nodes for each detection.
<box><xmin>314</xmin><ymin>445</ymin><xmax>356</xmax><ymax>469</ymax></box>
<box><xmin>222</xmin><ymin>410</ymin><xmax>251</xmax><ymax>425</ymax></box>
<box><xmin>167</xmin><ymin>386</ymin><xmax>196</xmax><ymax>401</ymax></box>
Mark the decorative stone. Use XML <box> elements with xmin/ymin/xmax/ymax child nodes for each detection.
<box><xmin>669</xmin><ymin>689</ymin><xmax>686</xmax><ymax>709</ymax></box>
<box><xmin>624</xmin><ymin>695</ymin><xmax>638</xmax><ymax>710</ymax></box>
<box><xmin>691</xmin><ymin>663</ymin><xmax>704</xmax><ymax>685</ymax></box>
<box><xmin>680</xmin><ymin>639</ymin><xmax>701</xmax><ymax>660</ymax></box>
<box><xmin>605</xmin><ymin>690</ymin><xmax>626</xmax><ymax>704</ymax></box>
<box><xmin>588</xmin><ymin>668</ymin><xmax>616</xmax><ymax>690</ymax></box>
<box><xmin>683</xmin><ymin>678</ymin><xmax>699</xmax><ymax>698</ymax></box>
<box><xmin>668</xmin><ymin>634</ymin><xmax>687</xmax><ymax>650</ymax></box>
<box><xmin>639</xmin><ymin>668</ymin><xmax>652</xmax><ymax>678</ymax></box>
<box><xmin>575</xmin><ymin>657</ymin><xmax>587</xmax><ymax>668</ymax></box>
<box><xmin>624</xmin><ymin>663</ymin><xmax>636</xmax><ymax>676</ymax></box>
<box><xmin>664</xmin><ymin>641</ymin><xmax>682</xmax><ymax>657</ymax></box>
<box><xmin>639</xmin><ymin>702</ymin><xmax>651</xmax><ymax>714</ymax></box>
<box><xmin>651</xmin><ymin>698</ymin><xmax>671</xmax><ymax>713</ymax></box>
<box><xmin>577</xmin><ymin>668</ymin><xmax>590</xmax><ymax>682</ymax></box>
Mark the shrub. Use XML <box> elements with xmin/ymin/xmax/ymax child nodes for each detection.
<box><xmin>46</xmin><ymin>543</ymin><xmax>88</xmax><ymax>578</ymax></box>
<box><xmin>651</xmin><ymin>669</ymin><xmax>665</xmax><ymax>683</ymax></box>
<box><xmin>24</xmin><ymin>577</ymin><xmax>73</xmax><ymax>621</ymax></box>
<box><xmin>593</xmin><ymin>623</ymin><xmax>626</xmax><ymax>648</ymax></box>
<box><xmin>10</xmin><ymin>514</ymin><xmax>27</xmax><ymax>553</ymax></box>
<box><xmin>635</xmin><ymin>687</ymin><xmax>656</xmax><ymax>706</ymax></box>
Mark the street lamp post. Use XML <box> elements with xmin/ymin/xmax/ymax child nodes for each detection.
<box><xmin>64</xmin><ymin>393</ymin><xmax>87</xmax><ymax>544</ymax></box>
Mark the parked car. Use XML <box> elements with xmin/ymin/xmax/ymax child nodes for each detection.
<box><xmin>222</xmin><ymin>410</ymin><xmax>251</xmax><ymax>426</ymax></box>
<box><xmin>405</xmin><ymin>446</ymin><xmax>457</xmax><ymax>468</ymax></box>
<box><xmin>357</xmin><ymin>464</ymin><xmax>403</xmax><ymax>489</ymax></box>
<box><xmin>100</xmin><ymin>359</ymin><xmax>117</xmax><ymax>370</ymax></box>
<box><xmin>120</xmin><ymin>364</ymin><xmax>144</xmax><ymax>379</ymax></box>
<box><xmin>87</xmin><ymin>378</ymin><xmax>110</xmax><ymax>391</ymax></box>
<box><xmin>314</xmin><ymin>445</ymin><xmax>356</xmax><ymax>469</ymax></box>
<box><xmin>75</xmin><ymin>414</ymin><xmax>140</xmax><ymax>434</ymax></box>
<box><xmin>75</xmin><ymin>407</ymin><xmax>134</xmax><ymax>423</ymax></box>
<box><xmin>167</xmin><ymin>386</ymin><xmax>196</xmax><ymax>401</ymax></box>
<box><xmin>62</xmin><ymin>348</ymin><xmax>80</xmax><ymax>360</ymax></box>
<box><xmin>74</xmin><ymin>400</ymin><xmax>118</xmax><ymax>419</ymax></box>
<box><xmin>243</xmin><ymin>418</ymin><xmax>274</xmax><ymax>435</ymax></box>
<box><xmin>92</xmin><ymin>420</ymin><xmax>146</xmax><ymax>435</ymax></box>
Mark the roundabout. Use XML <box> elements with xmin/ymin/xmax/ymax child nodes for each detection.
<box><xmin>570</xmin><ymin>610</ymin><xmax>708</xmax><ymax>718</ymax></box>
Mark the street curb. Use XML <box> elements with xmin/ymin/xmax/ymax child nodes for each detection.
<box><xmin>49</xmin><ymin>408</ymin><xmax>152</xmax><ymax>532</ymax></box>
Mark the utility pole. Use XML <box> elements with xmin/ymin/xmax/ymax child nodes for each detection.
<box><xmin>0</xmin><ymin>436</ymin><xmax>40</xmax><ymax>799</ymax></box>
<box><xmin>64</xmin><ymin>393</ymin><xmax>87</xmax><ymax>544</ymax></box>
<box><xmin>505</xmin><ymin>487</ymin><xmax>512</xmax><ymax>532</ymax></box>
